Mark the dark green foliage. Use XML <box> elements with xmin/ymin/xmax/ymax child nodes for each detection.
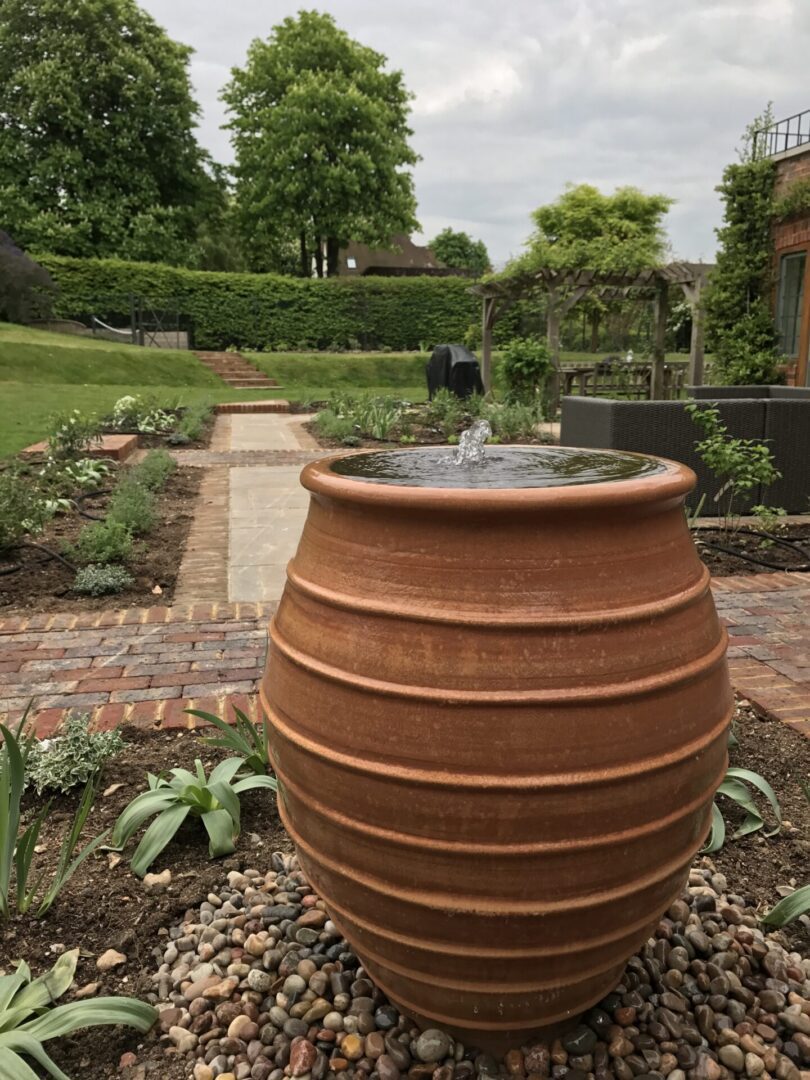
<box><xmin>771</xmin><ymin>177</ymin><xmax>810</xmax><ymax>222</ymax></box>
<box><xmin>703</xmin><ymin>159</ymin><xmax>779</xmax><ymax>385</ymax></box>
<box><xmin>37</xmin><ymin>255</ymin><xmax>478</xmax><ymax>350</ymax></box>
<box><xmin>0</xmin><ymin>231</ymin><xmax>56</xmax><ymax>323</ymax></box>
<box><xmin>429</xmin><ymin>229</ymin><xmax>490</xmax><ymax>276</ymax></box>
<box><xmin>0</xmin><ymin>468</ymin><xmax>49</xmax><ymax>551</ymax></box>
<box><xmin>222</xmin><ymin>10</ymin><xmax>418</xmax><ymax>276</ymax></box>
<box><xmin>0</xmin><ymin>0</ymin><xmax>220</xmax><ymax>263</ymax></box>
<box><xmin>500</xmin><ymin>337</ymin><xmax>552</xmax><ymax>404</ymax></box>
<box><xmin>69</xmin><ymin>519</ymin><xmax>133</xmax><ymax>565</ymax></box>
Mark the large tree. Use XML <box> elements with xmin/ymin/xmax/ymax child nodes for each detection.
<box><xmin>223</xmin><ymin>10</ymin><xmax>419</xmax><ymax>277</ymax></box>
<box><xmin>514</xmin><ymin>183</ymin><xmax>672</xmax><ymax>274</ymax></box>
<box><xmin>0</xmin><ymin>0</ymin><xmax>219</xmax><ymax>262</ymax></box>
<box><xmin>429</xmin><ymin>228</ymin><xmax>490</xmax><ymax>277</ymax></box>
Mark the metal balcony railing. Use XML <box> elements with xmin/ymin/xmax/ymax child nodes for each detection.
<box><xmin>755</xmin><ymin>109</ymin><xmax>810</xmax><ymax>157</ymax></box>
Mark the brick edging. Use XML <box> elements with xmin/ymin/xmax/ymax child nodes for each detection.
<box><xmin>0</xmin><ymin>601</ymin><xmax>274</xmax><ymax>636</ymax></box>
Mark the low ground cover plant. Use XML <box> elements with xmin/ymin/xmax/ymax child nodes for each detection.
<box><xmin>109</xmin><ymin>394</ymin><xmax>174</xmax><ymax>434</ymax></box>
<box><xmin>26</xmin><ymin>714</ymin><xmax>125</xmax><ymax>796</ymax></box>
<box><xmin>170</xmin><ymin>401</ymin><xmax>212</xmax><ymax>443</ymax></box>
<box><xmin>73</xmin><ymin>563</ymin><xmax>134</xmax><ymax>596</ymax></box>
<box><xmin>110</xmin><ymin>757</ymin><xmax>277</xmax><ymax>877</ymax></box>
<box><xmin>108</xmin><ymin>475</ymin><xmax>156</xmax><ymax>534</ymax></box>
<box><xmin>0</xmin><ymin>949</ymin><xmax>155</xmax><ymax>1079</ymax></box>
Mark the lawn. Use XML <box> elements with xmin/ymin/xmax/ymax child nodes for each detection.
<box><xmin>0</xmin><ymin>323</ymin><xmax>695</xmax><ymax>457</ymax></box>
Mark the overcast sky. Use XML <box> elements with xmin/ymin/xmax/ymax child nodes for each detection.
<box><xmin>142</xmin><ymin>0</ymin><xmax>809</xmax><ymax>267</ymax></box>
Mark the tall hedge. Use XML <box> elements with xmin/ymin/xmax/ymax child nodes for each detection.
<box><xmin>36</xmin><ymin>255</ymin><xmax>480</xmax><ymax>351</ymax></box>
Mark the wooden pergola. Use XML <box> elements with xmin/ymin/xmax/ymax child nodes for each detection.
<box><xmin>470</xmin><ymin>261</ymin><xmax>714</xmax><ymax>401</ymax></box>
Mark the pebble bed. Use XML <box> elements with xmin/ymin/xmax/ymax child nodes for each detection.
<box><xmin>149</xmin><ymin>854</ymin><xmax>810</xmax><ymax>1080</ymax></box>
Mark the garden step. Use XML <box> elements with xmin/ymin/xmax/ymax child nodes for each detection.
<box><xmin>193</xmin><ymin>350</ymin><xmax>276</xmax><ymax>390</ymax></box>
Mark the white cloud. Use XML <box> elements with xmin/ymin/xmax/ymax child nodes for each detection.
<box><xmin>141</xmin><ymin>0</ymin><xmax>810</xmax><ymax>265</ymax></box>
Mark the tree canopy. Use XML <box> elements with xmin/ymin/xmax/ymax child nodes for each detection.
<box><xmin>506</xmin><ymin>184</ymin><xmax>673</xmax><ymax>278</ymax></box>
<box><xmin>429</xmin><ymin>228</ymin><xmax>490</xmax><ymax>277</ymax></box>
<box><xmin>222</xmin><ymin>10</ymin><xmax>419</xmax><ymax>277</ymax></box>
<box><xmin>0</xmin><ymin>0</ymin><xmax>220</xmax><ymax>263</ymax></box>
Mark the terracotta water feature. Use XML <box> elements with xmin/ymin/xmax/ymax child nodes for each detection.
<box><xmin>261</xmin><ymin>438</ymin><xmax>732</xmax><ymax>1051</ymax></box>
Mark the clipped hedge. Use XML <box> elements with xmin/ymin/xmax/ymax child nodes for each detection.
<box><xmin>37</xmin><ymin>255</ymin><xmax>481</xmax><ymax>351</ymax></box>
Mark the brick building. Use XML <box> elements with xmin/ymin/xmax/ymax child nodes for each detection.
<box><xmin>761</xmin><ymin>110</ymin><xmax>810</xmax><ymax>385</ymax></box>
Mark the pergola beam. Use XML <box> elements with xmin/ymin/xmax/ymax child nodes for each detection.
<box><xmin>470</xmin><ymin>261</ymin><xmax>714</xmax><ymax>405</ymax></box>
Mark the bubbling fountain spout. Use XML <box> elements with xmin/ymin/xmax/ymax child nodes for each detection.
<box><xmin>454</xmin><ymin>419</ymin><xmax>492</xmax><ymax>466</ymax></box>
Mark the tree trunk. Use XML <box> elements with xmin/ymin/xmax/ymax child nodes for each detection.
<box><xmin>314</xmin><ymin>240</ymin><xmax>324</xmax><ymax>279</ymax></box>
<box><xmin>300</xmin><ymin>232</ymin><xmax>309</xmax><ymax>278</ymax></box>
<box><xmin>326</xmin><ymin>237</ymin><xmax>340</xmax><ymax>277</ymax></box>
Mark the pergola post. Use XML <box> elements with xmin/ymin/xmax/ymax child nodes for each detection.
<box><xmin>651</xmin><ymin>280</ymin><xmax>669</xmax><ymax>400</ymax></box>
<box><xmin>682</xmin><ymin>280</ymin><xmax>706</xmax><ymax>387</ymax></box>
<box><xmin>546</xmin><ymin>288</ymin><xmax>562</xmax><ymax>413</ymax></box>
<box><xmin>481</xmin><ymin>296</ymin><xmax>495</xmax><ymax>395</ymax></box>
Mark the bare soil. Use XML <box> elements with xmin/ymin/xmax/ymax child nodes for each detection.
<box><xmin>0</xmin><ymin>467</ymin><xmax>200</xmax><ymax>614</ymax></box>
<box><xmin>695</xmin><ymin>524</ymin><xmax>810</xmax><ymax>577</ymax></box>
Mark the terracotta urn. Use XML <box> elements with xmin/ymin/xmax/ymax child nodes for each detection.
<box><xmin>261</xmin><ymin>446</ymin><xmax>732</xmax><ymax>1050</ymax></box>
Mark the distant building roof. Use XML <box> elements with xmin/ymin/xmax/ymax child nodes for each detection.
<box><xmin>337</xmin><ymin>234</ymin><xmax>471</xmax><ymax>277</ymax></box>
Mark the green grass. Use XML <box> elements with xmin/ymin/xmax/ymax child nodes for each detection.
<box><xmin>0</xmin><ymin>322</ymin><xmax>698</xmax><ymax>457</ymax></box>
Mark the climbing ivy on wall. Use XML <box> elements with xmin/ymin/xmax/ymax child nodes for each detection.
<box><xmin>703</xmin><ymin>158</ymin><xmax>780</xmax><ymax>385</ymax></box>
<box><xmin>771</xmin><ymin>178</ymin><xmax>810</xmax><ymax>222</ymax></box>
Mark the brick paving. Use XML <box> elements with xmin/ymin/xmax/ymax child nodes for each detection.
<box><xmin>1</xmin><ymin>572</ymin><xmax>808</xmax><ymax>740</ymax></box>
<box><xmin>713</xmin><ymin>572</ymin><xmax>810</xmax><ymax>737</ymax></box>
<box><xmin>0</xmin><ymin>603</ymin><xmax>273</xmax><ymax>736</ymax></box>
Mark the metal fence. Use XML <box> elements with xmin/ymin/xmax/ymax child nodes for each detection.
<box><xmin>755</xmin><ymin>109</ymin><xmax>810</xmax><ymax>157</ymax></box>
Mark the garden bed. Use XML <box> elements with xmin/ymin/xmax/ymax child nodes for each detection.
<box><xmin>5</xmin><ymin>724</ymin><xmax>290</xmax><ymax>1080</ymax></box>
<box><xmin>0</xmin><ymin>465</ymin><xmax>200</xmax><ymax>614</ymax></box>
<box><xmin>5</xmin><ymin>702</ymin><xmax>807</xmax><ymax>1078</ymax></box>
<box><xmin>695</xmin><ymin>524</ymin><xmax>810</xmax><ymax>577</ymax></box>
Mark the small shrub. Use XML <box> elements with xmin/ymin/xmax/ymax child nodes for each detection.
<box><xmin>751</xmin><ymin>504</ymin><xmax>786</xmax><ymax>534</ymax></box>
<box><xmin>353</xmin><ymin>397</ymin><xmax>402</xmax><ymax>440</ymax></box>
<box><xmin>341</xmin><ymin>434</ymin><xmax>362</xmax><ymax>447</ymax></box>
<box><xmin>26</xmin><ymin>714</ymin><xmax>125</xmax><ymax>795</ymax></box>
<box><xmin>108</xmin><ymin>478</ymin><xmax>155</xmax><ymax>535</ymax></box>
<box><xmin>686</xmin><ymin>402</ymin><xmax>781</xmax><ymax>535</ymax></box>
<box><xmin>110</xmin><ymin>395</ymin><xmax>174</xmax><ymax>433</ymax></box>
<box><xmin>485</xmin><ymin>401</ymin><xmax>539</xmax><ymax>440</ymax></box>
<box><xmin>73</xmin><ymin>563</ymin><xmax>134</xmax><ymax>596</ymax></box>
<box><xmin>47</xmin><ymin>409</ymin><xmax>102</xmax><ymax>459</ymax></box>
<box><xmin>501</xmin><ymin>336</ymin><xmax>552</xmax><ymax>406</ymax></box>
<box><xmin>0</xmin><ymin>469</ymin><xmax>49</xmax><ymax>552</ymax></box>
<box><xmin>315</xmin><ymin>409</ymin><xmax>355</xmax><ymax>441</ymax></box>
<box><xmin>69</xmin><ymin>519</ymin><xmax>133</xmax><ymax>565</ymax></box>
<box><xmin>131</xmin><ymin>449</ymin><xmax>176</xmax><ymax>492</ymax></box>
<box><xmin>175</xmin><ymin>402</ymin><xmax>212</xmax><ymax>442</ymax></box>
<box><xmin>0</xmin><ymin>718</ymin><xmax>109</xmax><ymax>919</ymax></box>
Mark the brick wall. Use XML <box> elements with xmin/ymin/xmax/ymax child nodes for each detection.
<box><xmin>773</xmin><ymin>149</ymin><xmax>810</xmax><ymax>252</ymax></box>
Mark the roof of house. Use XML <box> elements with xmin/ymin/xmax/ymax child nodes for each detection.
<box><xmin>338</xmin><ymin>234</ymin><xmax>468</xmax><ymax>277</ymax></box>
